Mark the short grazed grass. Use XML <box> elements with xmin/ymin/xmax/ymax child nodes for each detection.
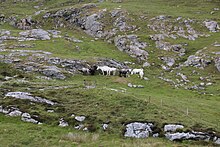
<box><xmin>0</xmin><ymin>0</ymin><xmax>220</xmax><ymax>146</ymax></box>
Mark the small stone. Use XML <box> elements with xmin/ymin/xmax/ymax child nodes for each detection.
<box><xmin>143</xmin><ymin>62</ymin><xmax>150</xmax><ymax>67</ymax></box>
<box><xmin>74</xmin><ymin>124</ymin><xmax>84</xmax><ymax>130</ymax></box>
<box><xmin>47</xmin><ymin>110</ymin><xmax>54</xmax><ymax>113</ymax></box>
<box><xmin>102</xmin><ymin>124</ymin><xmax>108</xmax><ymax>130</ymax></box>
<box><xmin>128</xmin><ymin>83</ymin><xmax>133</xmax><ymax>87</ymax></box>
<box><xmin>59</xmin><ymin>118</ymin><xmax>69</xmax><ymax>127</ymax></box>
<box><xmin>83</xmin><ymin>127</ymin><xmax>88</xmax><ymax>131</ymax></box>
<box><xmin>153</xmin><ymin>133</ymin><xmax>159</xmax><ymax>137</ymax></box>
<box><xmin>143</xmin><ymin>77</ymin><xmax>149</xmax><ymax>80</ymax></box>
<box><xmin>200</xmin><ymin>83</ymin><xmax>205</xmax><ymax>86</ymax></box>
<box><xmin>75</xmin><ymin>116</ymin><xmax>86</xmax><ymax>122</ymax></box>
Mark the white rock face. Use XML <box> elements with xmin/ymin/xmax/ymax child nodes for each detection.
<box><xmin>5</xmin><ymin>92</ymin><xmax>56</xmax><ymax>105</ymax></box>
<box><xmin>165</xmin><ymin>132</ymin><xmax>195</xmax><ymax>141</ymax></box>
<box><xmin>204</xmin><ymin>21</ymin><xmax>220</xmax><ymax>32</ymax></box>
<box><xmin>8</xmin><ymin>110</ymin><xmax>22</xmax><ymax>117</ymax></box>
<box><xmin>41</xmin><ymin>66</ymin><xmax>66</xmax><ymax>79</ymax></box>
<box><xmin>165</xmin><ymin>131</ymin><xmax>211</xmax><ymax>142</ymax></box>
<box><xmin>114</xmin><ymin>35</ymin><xmax>148</xmax><ymax>61</ymax></box>
<box><xmin>0</xmin><ymin>106</ymin><xmax>10</xmax><ymax>114</ymax></box>
<box><xmin>75</xmin><ymin>116</ymin><xmax>86</xmax><ymax>122</ymax></box>
<box><xmin>214</xmin><ymin>137</ymin><xmax>220</xmax><ymax>145</ymax></box>
<box><xmin>19</xmin><ymin>29</ymin><xmax>50</xmax><ymax>40</ymax></box>
<box><xmin>21</xmin><ymin>113</ymin><xmax>39</xmax><ymax>124</ymax></box>
<box><xmin>124</xmin><ymin>122</ymin><xmax>153</xmax><ymax>138</ymax></box>
<box><xmin>164</xmin><ymin>124</ymin><xmax>184</xmax><ymax>132</ymax></box>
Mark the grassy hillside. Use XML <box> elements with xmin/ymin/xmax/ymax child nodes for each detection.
<box><xmin>0</xmin><ymin>0</ymin><xmax>220</xmax><ymax>146</ymax></box>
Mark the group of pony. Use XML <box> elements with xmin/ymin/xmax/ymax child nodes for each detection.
<box><xmin>79</xmin><ymin>65</ymin><xmax>144</xmax><ymax>79</ymax></box>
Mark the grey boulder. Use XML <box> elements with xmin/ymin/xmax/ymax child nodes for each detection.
<box><xmin>164</xmin><ymin>124</ymin><xmax>184</xmax><ymax>132</ymax></box>
<box><xmin>8</xmin><ymin>110</ymin><xmax>22</xmax><ymax>117</ymax></box>
<box><xmin>75</xmin><ymin>116</ymin><xmax>86</xmax><ymax>122</ymax></box>
<box><xmin>21</xmin><ymin>113</ymin><xmax>39</xmax><ymax>124</ymax></box>
<box><xmin>204</xmin><ymin>21</ymin><xmax>220</xmax><ymax>32</ymax></box>
<box><xmin>41</xmin><ymin>66</ymin><xmax>66</xmax><ymax>79</ymax></box>
<box><xmin>19</xmin><ymin>29</ymin><xmax>50</xmax><ymax>40</ymax></box>
<box><xmin>124</xmin><ymin>122</ymin><xmax>153</xmax><ymax>138</ymax></box>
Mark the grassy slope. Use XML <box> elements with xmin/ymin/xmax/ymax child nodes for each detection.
<box><xmin>0</xmin><ymin>0</ymin><xmax>220</xmax><ymax>146</ymax></box>
<box><xmin>0</xmin><ymin>114</ymin><xmax>207</xmax><ymax>147</ymax></box>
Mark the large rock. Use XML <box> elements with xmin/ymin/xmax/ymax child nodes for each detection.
<box><xmin>5</xmin><ymin>92</ymin><xmax>56</xmax><ymax>105</ymax></box>
<box><xmin>184</xmin><ymin>54</ymin><xmax>212</xmax><ymax>69</ymax></box>
<box><xmin>114</xmin><ymin>35</ymin><xmax>148</xmax><ymax>61</ymax></box>
<box><xmin>84</xmin><ymin>14</ymin><xmax>103</xmax><ymax>38</ymax></box>
<box><xmin>124</xmin><ymin>122</ymin><xmax>153</xmax><ymax>138</ymax></box>
<box><xmin>165</xmin><ymin>131</ymin><xmax>211</xmax><ymax>141</ymax></box>
<box><xmin>164</xmin><ymin>124</ymin><xmax>184</xmax><ymax>132</ymax></box>
<box><xmin>204</xmin><ymin>21</ymin><xmax>220</xmax><ymax>32</ymax></box>
<box><xmin>21</xmin><ymin>113</ymin><xmax>39</xmax><ymax>124</ymax></box>
<box><xmin>214</xmin><ymin>137</ymin><xmax>220</xmax><ymax>145</ymax></box>
<box><xmin>41</xmin><ymin>66</ymin><xmax>66</xmax><ymax>79</ymax></box>
<box><xmin>0</xmin><ymin>106</ymin><xmax>10</xmax><ymax>114</ymax></box>
<box><xmin>19</xmin><ymin>29</ymin><xmax>50</xmax><ymax>40</ymax></box>
<box><xmin>165</xmin><ymin>132</ymin><xmax>196</xmax><ymax>141</ymax></box>
<box><xmin>7</xmin><ymin>110</ymin><xmax>22</xmax><ymax>117</ymax></box>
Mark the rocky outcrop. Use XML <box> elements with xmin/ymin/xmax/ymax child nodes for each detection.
<box><xmin>0</xmin><ymin>106</ymin><xmax>41</xmax><ymax>124</ymax></box>
<box><xmin>149</xmin><ymin>16</ymin><xmax>205</xmax><ymax>41</ymax></box>
<box><xmin>124</xmin><ymin>122</ymin><xmax>154</xmax><ymax>138</ymax></box>
<box><xmin>165</xmin><ymin>131</ymin><xmax>220</xmax><ymax>144</ymax></box>
<box><xmin>124</xmin><ymin>122</ymin><xmax>220</xmax><ymax>145</ymax></box>
<box><xmin>155</xmin><ymin>41</ymin><xmax>186</xmax><ymax>56</ymax></box>
<box><xmin>41</xmin><ymin>66</ymin><xmax>66</xmax><ymax>79</ymax></box>
<box><xmin>19</xmin><ymin>29</ymin><xmax>50</xmax><ymax>40</ymax></box>
<box><xmin>5</xmin><ymin>92</ymin><xmax>56</xmax><ymax>105</ymax></box>
<box><xmin>84</xmin><ymin>13</ymin><xmax>103</xmax><ymax>38</ymax></box>
<box><xmin>160</xmin><ymin>57</ymin><xmax>175</xmax><ymax>67</ymax></box>
<box><xmin>184</xmin><ymin>55</ymin><xmax>212</xmax><ymax>69</ymax></box>
<box><xmin>164</xmin><ymin>124</ymin><xmax>184</xmax><ymax>132</ymax></box>
<box><xmin>21</xmin><ymin>113</ymin><xmax>39</xmax><ymax>124</ymax></box>
<box><xmin>112</xmin><ymin>10</ymin><xmax>136</xmax><ymax>32</ymax></box>
<box><xmin>204</xmin><ymin>21</ymin><xmax>220</xmax><ymax>32</ymax></box>
<box><xmin>114</xmin><ymin>35</ymin><xmax>148</xmax><ymax>61</ymax></box>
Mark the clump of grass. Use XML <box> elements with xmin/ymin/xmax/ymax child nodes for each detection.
<box><xmin>61</xmin><ymin>132</ymin><xmax>99</xmax><ymax>143</ymax></box>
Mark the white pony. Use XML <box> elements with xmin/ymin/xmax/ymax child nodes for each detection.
<box><xmin>97</xmin><ymin>66</ymin><xmax>117</xmax><ymax>76</ymax></box>
<box><xmin>108</xmin><ymin>67</ymin><xmax>117</xmax><ymax>76</ymax></box>
<box><xmin>131</xmin><ymin>68</ymin><xmax>144</xmax><ymax>79</ymax></box>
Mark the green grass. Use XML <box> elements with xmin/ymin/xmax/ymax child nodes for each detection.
<box><xmin>0</xmin><ymin>0</ymin><xmax>220</xmax><ymax>146</ymax></box>
<box><xmin>98</xmin><ymin>0</ymin><xmax>220</xmax><ymax>19</ymax></box>
<box><xmin>0</xmin><ymin>114</ymin><xmax>211</xmax><ymax>147</ymax></box>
